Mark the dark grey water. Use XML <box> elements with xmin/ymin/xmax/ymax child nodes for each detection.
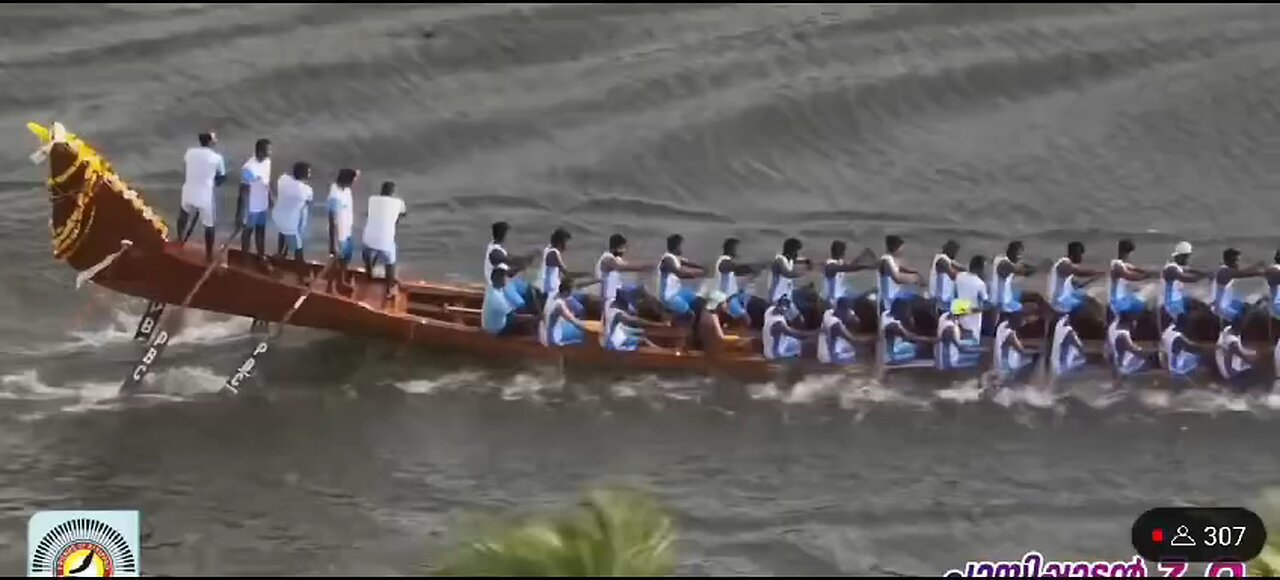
<box><xmin>3</xmin><ymin>3</ymin><xmax>1280</xmax><ymax>575</ymax></box>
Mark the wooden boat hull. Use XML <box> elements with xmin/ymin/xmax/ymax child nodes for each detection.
<box><xmin>28</xmin><ymin>122</ymin><xmax>1279</xmax><ymax>384</ymax></box>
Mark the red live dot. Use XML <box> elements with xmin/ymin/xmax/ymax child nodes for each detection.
<box><xmin>1151</xmin><ymin>528</ymin><xmax>1165</xmax><ymax>544</ymax></box>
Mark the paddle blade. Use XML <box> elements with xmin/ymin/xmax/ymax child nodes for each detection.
<box><xmin>133</xmin><ymin>301</ymin><xmax>166</xmax><ymax>342</ymax></box>
<box><xmin>223</xmin><ymin>340</ymin><xmax>270</xmax><ymax>394</ymax></box>
<box><xmin>120</xmin><ymin>328</ymin><xmax>173</xmax><ymax>394</ymax></box>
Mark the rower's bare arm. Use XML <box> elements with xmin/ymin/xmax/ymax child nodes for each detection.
<box><xmin>836</xmin><ymin>262</ymin><xmax>874</xmax><ymax>274</ymax></box>
<box><xmin>838</xmin><ymin>325</ymin><xmax>859</xmax><ymax>344</ymax></box>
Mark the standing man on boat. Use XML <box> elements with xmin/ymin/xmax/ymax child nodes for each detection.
<box><xmin>540</xmin><ymin>277</ymin><xmax>590</xmax><ymax>347</ymax></box>
<box><xmin>762</xmin><ymin>294</ymin><xmax>815</xmax><ymax>361</ymax></box>
<box><xmin>823</xmin><ymin>240</ymin><xmax>875</xmax><ymax>308</ymax></box>
<box><xmin>1210</xmin><ymin>248</ymin><xmax>1265</xmax><ymax>326</ymax></box>
<box><xmin>878</xmin><ymin>235</ymin><xmax>924</xmax><ymax>315</ymax></box>
<box><xmin>989</xmin><ymin>240</ymin><xmax>1037</xmax><ymax>318</ymax></box>
<box><xmin>655</xmin><ymin>234</ymin><xmax>707</xmax><ymax>320</ymax></box>
<box><xmin>326</xmin><ymin>168</ymin><xmax>358</xmax><ymax>293</ymax></box>
<box><xmin>1161</xmin><ymin>241</ymin><xmax>1209</xmax><ymax>323</ymax></box>
<box><xmin>362</xmin><ymin>180</ymin><xmax>408</xmax><ymax>300</ymax></box>
<box><xmin>954</xmin><ymin>255</ymin><xmax>989</xmax><ymax>339</ymax></box>
<box><xmin>929</xmin><ymin>239</ymin><xmax>966</xmax><ymax>313</ymax></box>
<box><xmin>237</xmin><ymin>138</ymin><xmax>271</xmax><ymax>262</ymax></box>
<box><xmin>536</xmin><ymin>228</ymin><xmax>595</xmax><ymax>317</ymax></box>
<box><xmin>770</xmin><ymin>238</ymin><xmax>814</xmax><ymax>321</ymax></box>
<box><xmin>272</xmin><ymin>161</ymin><xmax>314</xmax><ymax>267</ymax></box>
<box><xmin>1046</xmin><ymin>241</ymin><xmax>1105</xmax><ymax>320</ymax></box>
<box><xmin>596</xmin><ymin>234</ymin><xmax>652</xmax><ymax>315</ymax></box>
<box><xmin>1109</xmin><ymin>238</ymin><xmax>1155</xmax><ymax>319</ymax></box>
<box><xmin>817</xmin><ymin>296</ymin><xmax>860</xmax><ymax>365</ymax></box>
<box><xmin>486</xmin><ymin>222</ymin><xmax>538</xmax><ymax>313</ymax></box>
<box><xmin>178</xmin><ymin>131</ymin><xmax>227</xmax><ymax>263</ymax></box>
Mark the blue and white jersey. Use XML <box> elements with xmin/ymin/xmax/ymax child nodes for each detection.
<box><xmin>1209</xmin><ymin>265</ymin><xmax>1236</xmax><ymax>317</ymax></box>
<box><xmin>989</xmin><ymin>254</ymin><xmax>1017</xmax><ymax>310</ymax></box>
<box><xmin>595</xmin><ymin>252</ymin><xmax>623</xmax><ymax>304</ymax></box>
<box><xmin>769</xmin><ymin>254</ymin><xmax>796</xmax><ymax>304</ymax></box>
<box><xmin>1109</xmin><ymin>259</ymin><xmax>1134</xmax><ymax>304</ymax></box>
<box><xmin>655</xmin><ymin>252</ymin><xmax>683</xmax><ymax>302</ymax></box>
<box><xmin>715</xmin><ymin>255</ymin><xmax>739</xmax><ymax>295</ymax></box>
<box><xmin>817</xmin><ymin>309</ymin><xmax>854</xmax><ymax>364</ymax></box>
<box><xmin>536</xmin><ymin>246</ymin><xmax>561</xmax><ymax>294</ymax></box>
<box><xmin>878</xmin><ymin>254</ymin><xmax>902</xmax><ymax>310</ymax></box>
<box><xmin>484</xmin><ymin>241</ymin><xmax>508</xmax><ymax>290</ymax></box>
<box><xmin>1215</xmin><ymin>329</ymin><xmax>1252</xmax><ymax>380</ymax></box>
<box><xmin>928</xmin><ymin>254</ymin><xmax>956</xmax><ymax>304</ymax></box>
<box><xmin>762</xmin><ymin>305</ymin><xmax>800</xmax><ymax>360</ymax></box>
<box><xmin>993</xmin><ymin>321</ymin><xmax>1023</xmax><ymax>373</ymax></box>
<box><xmin>1162</xmin><ymin>261</ymin><xmax>1186</xmax><ymax>308</ymax></box>
<box><xmin>824</xmin><ymin>259</ymin><xmax>848</xmax><ymax>305</ymax></box>
<box><xmin>1046</xmin><ymin>258</ymin><xmax>1074</xmax><ymax>306</ymax></box>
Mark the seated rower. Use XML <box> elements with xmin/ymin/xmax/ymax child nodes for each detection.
<box><xmin>769</xmin><ymin>238</ymin><xmax>815</xmax><ymax>322</ymax></box>
<box><xmin>1049</xmin><ymin>315</ymin><xmax>1088</xmax><ymax>378</ymax></box>
<box><xmin>1215</xmin><ymin>322</ymin><xmax>1258</xmax><ymax>385</ymax></box>
<box><xmin>596</xmin><ymin>234</ymin><xmax>651</xmax><ymax>315</ymax></box>
<box><xmin>482</xmin><ymin>264</ymin><xmax>520</xmax><ymax>337</ymax></box>
<box><xmin>536</xmin><ymin>227</ymin><xmax>595</xmax><ymax>317</ymax></box>
<box><xmin>655</xmin><ymin>234</ymin><xmax>707</xmax><ymax>320</ymax></box>
<box><xmin>954</xmin><ymin>255</ymin><xmax>989</xmax><ymax>340</ymax></box>
<box><xmin>1046</xmin><ymin>241</ymin><xmax>1104</xmax><ymax>319</ymax></box>
<box><xmin>989</xmin><ymin>240</ymin><xmax>1037</xmax><ymax>318</ymax></box>
<box><xmin>993</xmin><ymin>311</ymin><xmax>1037</xmax><ymax>379</ymax></box>
<box><xmin>878</xmin><ymin>234</ymin><xmax>925</xmax><ymax>315</ymax></box>
<box><xmin>1108</xmin><ymin>238</ymin><xmax>1156</xmax><ymax>319</ymax></box>
<box><xmin>935</xmin><ymin>300</ymin><xmax>984</xmax><ymax>371</ymax></box>
<box><xmin>486</xmin><ymin>221</ymin><xmax>537</xmax><ymax>313</ymax></box>
<box><xmin>1265</xmin><ymin>248</ymin><xmax>1280</xmax><ymax>321</ymax></box>
<box><xmin>540</xmin><ymin>277</ymin><xmax>591</xmax><ymax>348</ymax></box>
<box><xmin>1161</xmin><ymin>241</ymin><xmax>1209</xmax><ymax>321</ymax></box>
<box><xmin>762</xmin><ymin>295</ymin><xmax>815</xmax><ymax>361</ymax></box>
<box><xmin>1211</xmin><ymin>247</ymin><xmax>1264</xmax><ymax>326</ymax></box>
<box><xmin>823</xmin><ymin>240</ymin><xmax>874</xmax><ymax>309</ymax></box>
<box><xmin>602</xmin><ymin>289</ymin><xmax>664</xmax><ymax>352</ymax></box>
<box><xmin>712</xmin><ymin>237</ymin><xmax>756</xmax><ymax>325</ymax></box>
<box><xmin>880</xmin><ymin>298</ymin><xmax>935</xmax><ymax>367</ymax></box>
<box><xmin>817</xmin><ymin>296</ymin><xmax>860</xmax><ymax>365</ymax></box>
<box><xmin>1162</xmin><ymin>314</ymin><xmax>1209</xmax><ymax>379</ymax></box>
<box><xmin>929</xmin><ymin>239</ymin><xmax>965</xmax><ymax>314</ymax></box>
<box><xmin>1105</xmin><ymin>309</ymin><xmax>1156</xmax><ymax>378</ymax></box>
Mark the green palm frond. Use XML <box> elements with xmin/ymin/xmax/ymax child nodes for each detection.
<box><xmin>434</xmin><ymin>487</ymin><xmax>676</xmax><ymax>577</ymax></box>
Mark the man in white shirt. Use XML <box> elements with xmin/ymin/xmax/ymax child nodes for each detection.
<box><xmin>326</xmin><ymin>168</ymin><xmax>358</xmax><ymax>293</ymax></box>
<box><xmin>954</xmin><ymin>255</ymin><xmax>990</xmax><ymax>339</ymax></box>
<box><xmin>237</xmin><ymin>138</ymin><xmax>272</xmax><ymax>260</ymax></box>
<box><xmin>272</xmin><ymin>161</ymin><xmax>314</xmax><ymax>265</ymax></box>
<box><xmin>362</xmin><ymin>180</ymin><xmax>408</xmax><ymax>300</ymax></box>
<box><xmin>178</xmin><ymin>132</ymin><xmax>227</xmax><ymax>263</ymax></box>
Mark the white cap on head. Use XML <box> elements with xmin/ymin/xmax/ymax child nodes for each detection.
<box><xmin>1172</xmin><ymin>241</ymin><xmax>1193</xmax><ymax>257</ymax></box>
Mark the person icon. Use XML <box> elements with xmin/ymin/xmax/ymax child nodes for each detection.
<box><xmin>1170</xmin><ymin>525</ymin><xmax>1197</xmax><ymax>547</ymax></box>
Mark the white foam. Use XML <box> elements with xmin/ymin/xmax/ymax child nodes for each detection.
<box><xmin>1</xmin><ymin>366</ymin><xmax>220</xmax><ymax>420</ymax></box>
<box><xmin>12</xmin><ymin>306</ymin><xmax>256</xmax><ymax>358</ymax></box>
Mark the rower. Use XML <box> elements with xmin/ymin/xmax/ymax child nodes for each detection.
<box><xmin>482</xmin><ymin>264</ymin><xmax>520</xmax><ymax>336</ymax></box>
<box><xmin>762</xmin><ymin>295</ymin><xmax>814</xmax><ymax>361</ymax></box>
<box><xmin>361</xmin><ymin>180</ymin><xmax>408</xmax><ymax>299</ymax></box>
<box><xmin>1265</xmin><ymin>248</ymin><xmax>1280</xmax><ymax>322</ymax></box>
<box><xmin>713</xmin><ymin>237</ymin><xmax>754</xmax><ymax>324</ymax></box>
<box><xmin>878</xmin><ymin>235</ymin><xmax>924</xmax><ymax>316</ymax></box>
<box><xmin>817</xmin><ymin>296</ymin><xmax>859</xmax><ymax>365</ymax></box>
<box><xmin>935</xmin><ymin>300</ymin><xmax>984</xmax><ymax>371</ymax></box>
<box><xmin>993</xmin><ymin>311</ymin><xmax>1037</xmax><ymax>379</ymax></box>
<box><xmin>1161</xmin><ymin>241</ymin><xmax>1208</xmax><ymax>324</ymax></box>
<box><xmin>1215</xmin><ymin>321</ymin><xmax>1257</xmax><ymax>386</ymax></box>
<box><xmin>880</xmin><ymin>297</ymin><xmax>935</xmax><ymax>367</ymax></box>
<box><xmin>1105</xmin><ymin>309</ymin><xmax>1155</xmax><ymax>378</ymax></box>
<box><xmin>539</xmin><ymin>276</ymin><xmax>590</xmax><ymax>348</ymax></box>
<box><xmin>595</xmin><ymin>234</ymin><xmax>651</xmax><ymax>315</ymax></box>
<box><xmin>954</xmin><ymin>255</ymin><xmax>989</xmax><ymax>340</ymax></box>
<box><xmin>1048</xmin><ymin>314</ymin><xmax>1088</xmax><ymax>378</ymax></box>
<box><xmin>486</xmin><ymin>222</ymin><xmax>534</xmax><ymax>312</ymax></box>
<box><xmin>655</xmin><ymin>234</ymin><xmax>707</xmax><ymax>319</ymax></box>
<box><xmin>823</xmin><ymin>240</ymin><xmax>874</xmax><ymax>308</ymax></box>
<box><xmin>536</xmin><ymin>228</ymin><xmax>594</xmax><ymax>317</ymax></box>
<box><xmin>1047</xmin><ymin>241</ymin><xmax>1104</xmax><ymax>321</ymax></box>
<box><xmin>602</xmin><ymin>289</ymin><xmax>664</xmax><ymax>352</ymax></box>
<box><xmin>928</xmin><ymin>239</ymin><xmax>965</xmax><ymax>314</ymax></box>
<box><xmin>177</xmin><ymin>131</ymin><xmax>227</xmax><ymax>263</ymax></box>
<box><xmin>769</xmin><ymin>238</ymin><xmax>814</xmax><ymax>321</ymax></box>
<box><xmin>326</xmin><ymin>168</ymin><xmax>358</xmax><ymax>293</ymax></box>
<box><xmin>1108</xmin><ymin>238</ymin><xmax>1155</xmax><ymax>319</ymax></box>
<box><xmin>1162</xmin><ymin>313</ymin><xmax>1209</xmax><ymax>379</ymax></box>
<box><xmin>1210</xmin><ymin>247</ymin><xmax>1264</xmax><ymax>327</ymax></box>
<box><xmin>272</xmin><ymin>161</ymin><xmax>314</xmax><ymax>266</ymax></box>
<box><xmin>989</xmin><ymin>240</ymin><xmax>1036</xmax><ymax>319</ymax></box>
<box><xmin>237</xmin><ymin>138</ymin><xmax>271</xmax><ymax>260</ymax></box>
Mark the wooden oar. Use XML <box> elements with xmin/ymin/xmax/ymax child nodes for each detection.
<box><xmin>119</xmin><ymin>224</ymin><xmax>243</xmax><ymax>395</ymax></box>
<box><xmin>133</xmin><ymin>210</ymin><xmax>203</xmax><ymax>342</ymax></box>
<box><xmin>221</xmin><ymin>260</ymin><xmax>337</xmax><ymax>395</ymax></box>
